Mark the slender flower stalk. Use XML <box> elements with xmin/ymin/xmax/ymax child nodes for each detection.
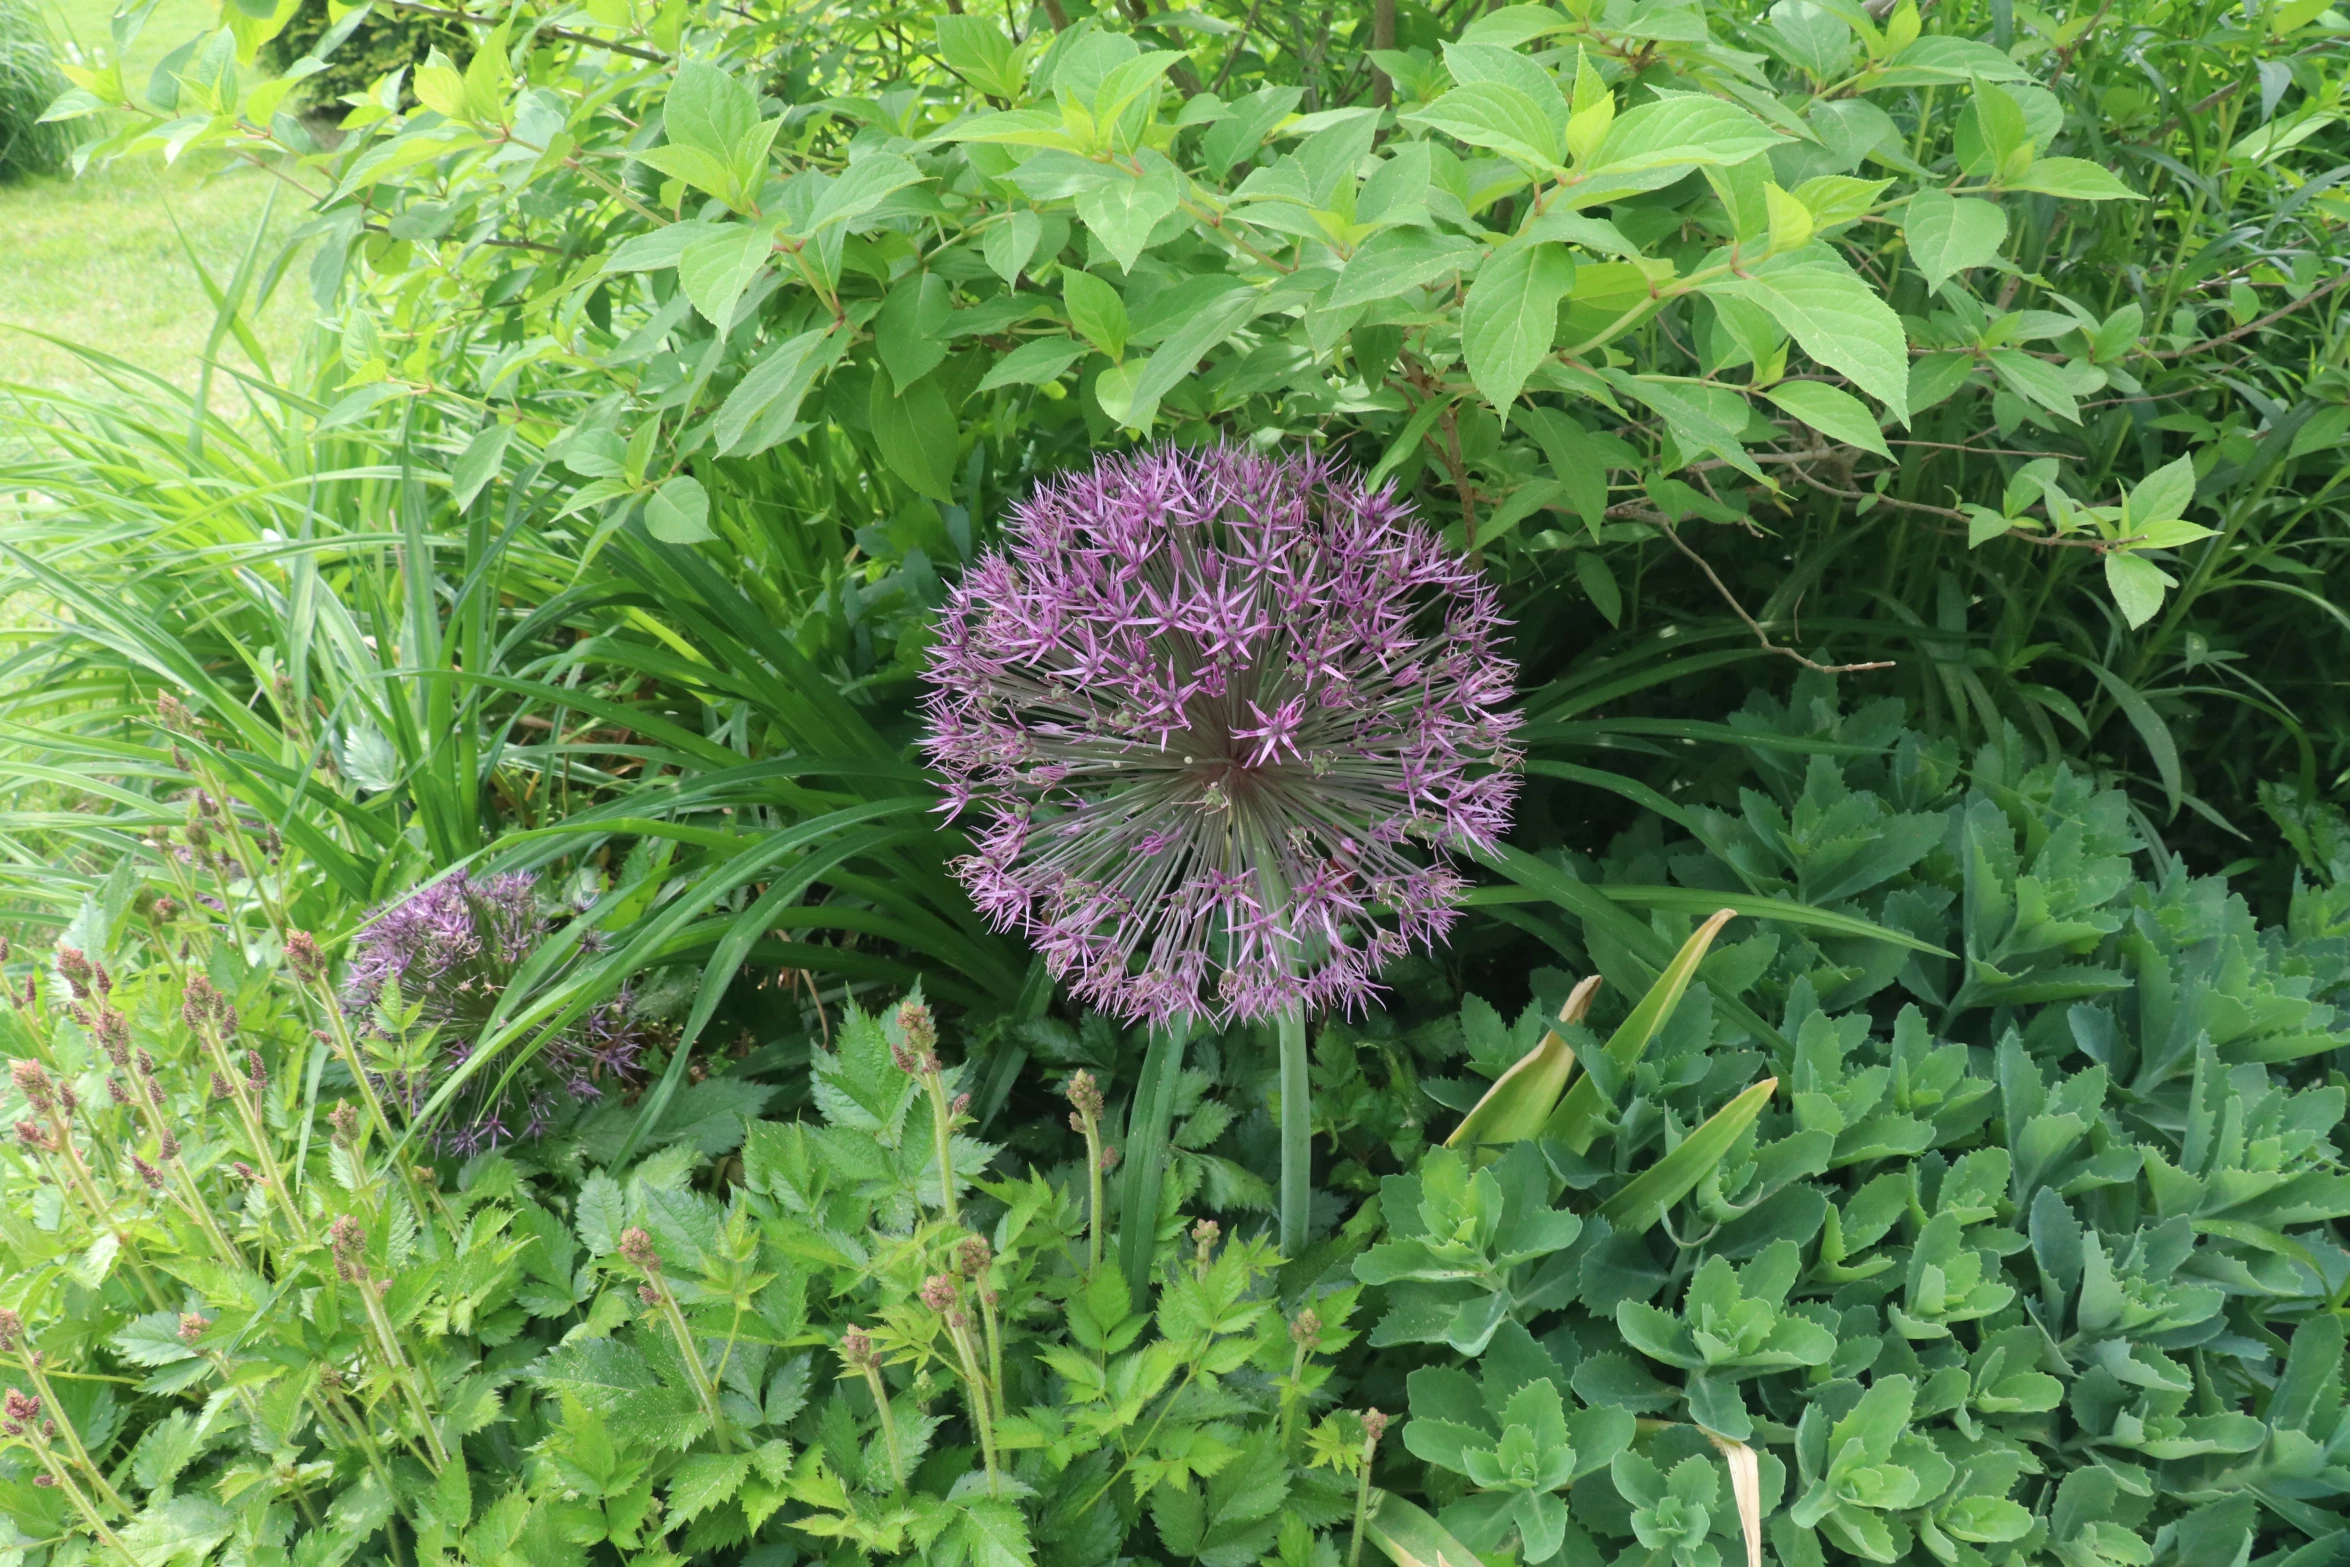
<box><xmin>622</xmin><ymin>1228</ymin><xmax>729</xmax><ymax>1450</ymax></box>
<box><xmin>958</xmin><ymin>1235</ymin><xmax>1005</xmax><ymax>1402</ymax></box>
<box><xmin>0</xmin><ymin>1314</ymin><xmax>130</xmax><ymax>1517</ymax></box>
<box><xmin>1350</xmin><ymin>1408</ymin><xmax>1389</xmax><ymax>1567</ymax></box>
<box><xmin>922</xmin><ymin>1274</ymin><xmax>1000</xmax><ymax>1496</ymax></box>
<box><xmin>1064</xmin><ymin>1071</ymin><xmax>1106</xmax><ymax>1272</ymax></box>
<box><xmin>4</xmin><ymin>1388</ymin><xmax>138</xmax><ymax>1567</ymax></box>
<box><xmin>838</xmin><ymin>1327</ymin><xmax>904</xmax><ymax>1490</ymax></box>
<box><xmin>328</xmin><ymin>1216</ymin><xmax>449</xmax><ymax>1471</ymax></box>
<box><xmin>923</xmin><ymin>445</ymin><xmax>1519</xmax><ymax>1252</ymax></box>
<box><xmin>893</xmin><ymin>1001</ymin><xmax>964</xmax><ymax>1224</ymax></box>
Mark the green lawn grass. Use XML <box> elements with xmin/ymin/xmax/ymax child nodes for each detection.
<box><xmin>0</xmin><ymin>0</ymin><xmax>314</xmax><ymax>396</ymax></box>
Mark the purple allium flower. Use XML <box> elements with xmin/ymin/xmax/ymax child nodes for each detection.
<box><xmin>346</xmin><ymin>870</ymin><xmax>653</xmax><ymax>1152</ymax></box>
<box><xmin>921</xmin><ymin>444</ymin><xmax>1520</xmax><ymax>1026</ymax></box>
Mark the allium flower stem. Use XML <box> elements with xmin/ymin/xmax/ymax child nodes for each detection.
<box><xmin>1277</xmin><ymin>1001</ymin><xmax>1311</xmax><ymax>1259</ymax></box>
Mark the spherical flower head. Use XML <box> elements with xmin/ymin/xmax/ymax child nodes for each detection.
<box><xmin>345</xmin><ymin>870</ymin><xmax>653</xmax><ymax>1152</ymax></box>
<box><xmin>922</xmin><ymin>444</ymin><xmax>1520</xmax><ymax>1027</ymax></box>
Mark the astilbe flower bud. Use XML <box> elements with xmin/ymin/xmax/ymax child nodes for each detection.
<box><xmin>1290</xmin><ymin>1307</ymin><xmax>1322</xmax><ymax>1349</ymax></box>
<box><xmin>896</xmin><ymin>1000</ymin><xmax>937</xmax><ymax>1058</ymax></box>
<box><xmin>1063</xmin><ymin>1069</ymin><xmax>1103</xmax><ymax>1123</ymax></box>
<box><xmin>106</xmin><ymin>1075</ymin><xmax>128</xmax><ymax>1106</ymax></box>
<box><xmin>231</xmin><ymin>1161</ymin><xmax>258</xmax><ymax>1183</ymax></box>
<box><xmin>921</xmin><ymin>444</ymin><xmax>1521</xmax><ymax>1026</ymax></box>
<box><xmin>98</xmin><ymin>1011</ymin><xmax>129</xmax><ymax>1066</ymax></box>
<box><xmin>53</xmin><ymin>947</ymin><xmax>93</xmax><ymax>1001</ymax></box>
<box><xmin>956</xmin><ymin>1236</ymin><xmax>992</xmax><ymax>1280</ymax></box>
<box><xmin>14</xmin><ymin>1119</ymin><xmax>50</xmax><ymax>1153</ymax></box>
<box><xmin>919</xmin><ymin>1274</ymin><xmax>958</xmax><ymax>1313</ymax></box>
<box><xmin>0</xmin><ymin>1308</ymin><xmax>22</xmax><ymax>1352</ymax></box>
<box><xmin>147</xmin><ymin>1079</ymin><xmax>166</xmax><ymax>1108</ymax></box>
<box><xmin>131</xmin><ymin>1156</ymin><xmax>165</xmax><ymax>1191</ymax></box>
<box><xmin>839</xmin><ymin>1325</ymin><xmax>875</xmax><ymax>1370</ymax></box>
<box><xmin>285</xmin><ymin>931</ymin><xmax>325</xmax><ymax>984</ymax></box>
<box><xmin>209</xmin><ymin>1073</ymin><xmax>234</xmax><ymax>1101</ymax></box>
<box><xmin>317</xmin><ymin>1365</ymin><xmax>343</xmax><ymax>1392</ymax></box>
<box><xmin>1100</xmin><ymin>1145</ymin><xmax>1120</xmax><ymax>1173</ymax></box>
<box><xmin>246</xmin><ymin>1049</ymin><xmax>267</xmax><ymax>1093</ymax></box>
<box><xmin>177</xmin><ymin>1313</ymin><xmax>209</xmax><ymax>1346</ymax></box>
<box><xmin>9</xmin><ymin>1058</ymin><xmax>53</xmax><ymax>1113</ymax></box>
<box><xmin>618</xmin><ymin>1227</ymin><xmax>660</xmax><ymax>1272</ymax></box>
<box><xmin>55</xmin><ymin>1084</ymin><xmax>74</xmax><ymax>1119</ymax></box>
<box><xmin>134</xmin><ymin>1048</ymin><xmax>156</xmax><ymax>1078</ymax></box>
<box><xmin>2</xmin><ymin>1388</ymin><xmax>38</xmax><ymax>1437</ymax></box>
<box><xmin>157</xmin><ymin>1130</ymin><xmax>180</xmax><ymax>1162</ymax></box>
<box><xmin>0</xmin><ymin>935</ymin><xmax>9</xmax><ymax>964</ymax></box>
<box><xmin>1361</xmin><ymin>1408</ymin><xmax>1390</xmax><ymax>1445</ymax></box>
<box><xmin>1193</xmin><ymin>1218</ymin><xmax>1221</xmax><ymax>1271</ymax></box>
<box><xmin>328</xmin><ymin>1104</ymin><xmax>359</xmax><ymax>1146</ymax></box>
<box><xmin>181</xmin><ymin>976</ymin><xmax>217</xmax><ymax>1032</ymax></box>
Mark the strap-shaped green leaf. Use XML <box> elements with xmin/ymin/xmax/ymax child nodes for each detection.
<box><xmin>1363</xmin><ymin>1488</ymin><xmax>1489</xmax><ymax>1567</ymax></box>
<box><xmin>1543</xmin><ymin>908</ymin><xmax>1738</xmax><ymax>1154</ymax></box>
<box><xmin>1446</xmin><ymin>976</ymin><xmax>1601</xmax><ymax>1157</ymax></box>
<box><xmin>1597</xmin><ymin>1076</ymin><xmax>1779</xmax><ymax>1236</ymax></box>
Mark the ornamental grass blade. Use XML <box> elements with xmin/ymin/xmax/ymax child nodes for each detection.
<box><xmin>1447</xmin><ymin>975</ymin><xmax>1602</xmax><ymax>1157</ymax></box>
<box><xmin>1702</xmin><ymin>1429</ymin><xmax>1764</xmax><ymax>1567</ymax></box>
<box><xmin>1543</xmin><ymin>909</ymin><xmax>1738</xmax><ymax>1154</ymax></box>
<box><xmin>1363</xmin><ymin>1488</ymin><xmax>1487</xmax><ymax>1567</ymax></box>
<box><xmin>1596</xmin><ymin>1076</ymin><xmax>1778</xmax><ymax>1236</ymax></box>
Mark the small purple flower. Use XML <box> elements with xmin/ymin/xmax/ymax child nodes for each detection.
<box><xmin>921</xmin><ymin>444</ymin><xmax>1520</xmax><ymax>1026</ymax></box>
<box><xmin>347</xmin><ymin>870</ymin><xmax>653</xmax><ymax>1152</ymax></box>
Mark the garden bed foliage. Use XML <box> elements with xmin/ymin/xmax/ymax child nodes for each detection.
<box><xmin>3</xmin><ymin>0</ymin><xmax>2350</xmax><ymax>1565</ymax></box>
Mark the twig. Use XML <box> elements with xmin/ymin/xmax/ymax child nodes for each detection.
<box><xmin>2148</xmin><ymin>270</ymin><xmax>2350</xmax><ymax>358</ymax></box>
<box><xmin>1653</xmin><ymin>517</ymin><xmax>1894</xmax><ymax>673</ymax></box>
<box><xmin>1211</xmin><ymin>0</ymin><xmax>1271</xmax><ymax>93</ymax></box>
<box><xmin>376</xmin><ymin>0</ymin><xmax>670</xmax><ymax>63</ymax></box>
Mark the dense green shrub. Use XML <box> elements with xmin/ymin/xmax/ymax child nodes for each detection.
<box><xmin>0</xmin><ymin>0</ymin><xmax>67</xmax><ymax>182</ymax></box>
<box><xmin>260</xmin><ymin>0</ymin><xmax>463</xmax><ymax>113</ymax></box>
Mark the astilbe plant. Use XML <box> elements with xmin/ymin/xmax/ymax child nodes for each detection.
<box><xmin>345</xmin><ymin>869</ymin><xmax>652</xmax><ymax>1153</ymax></box>
<box><xmin>923</xmin><ymin>443</ymin><xmax>1520</xmax><ymax>1252</ymax></box>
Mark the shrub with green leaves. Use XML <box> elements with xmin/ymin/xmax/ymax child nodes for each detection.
<box><xmin>1355</xmin><ymin>676</ymin><xmax>2350</xmax><ymax>1565</ymax></box>
<box><xmin>36</xmin><ymin>0</ymin><xmax>2350</xmax><ymax>844</ymax></box>
<box><xmin>0</xmin><ymin>0</ymin><xmax>67</xmax><ymax>182</ymax></box>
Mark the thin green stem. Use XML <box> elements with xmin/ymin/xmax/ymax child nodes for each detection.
<box><xmin>858</xmin><ymin>1362</ymin><xmax>906</xmax><ymax>1490</ymax></box>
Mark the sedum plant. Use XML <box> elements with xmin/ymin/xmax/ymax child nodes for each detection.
<box><xmin>1353</xmin><ymin>679</ymin><xmax>2350</xmax><ymax>1567</ymax></box>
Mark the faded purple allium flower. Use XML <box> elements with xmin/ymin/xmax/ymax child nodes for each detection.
<box><xmin>921</xmin><ymin>445</ymin><xmax>1519</xmax><ymax>1025</ymax></box>
<box><xmin>346</xmin><ymin>870</ymin><xmax>653</xmax><ymax>1154</ymax></box>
